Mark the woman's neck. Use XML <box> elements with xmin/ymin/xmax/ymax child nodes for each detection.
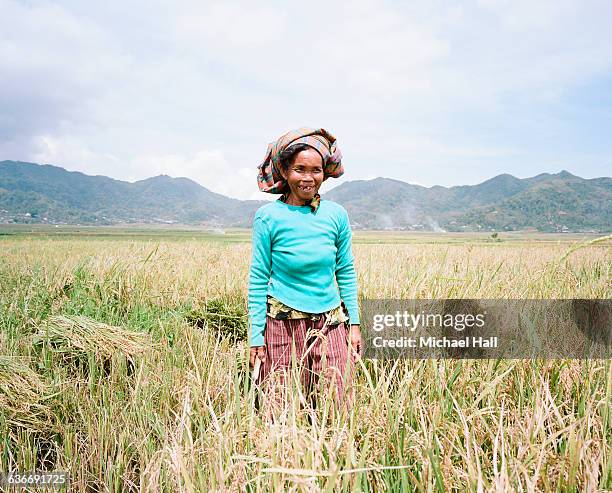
<box><xmin>284</xmin><ymin>193</ymin><xmax>309</xmax><ymax>206</ymax></box>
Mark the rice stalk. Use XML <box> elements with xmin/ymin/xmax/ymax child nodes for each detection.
<box><xmin>0</xmin><ymin>356</ymin><xmax>53</xmax><ymax>432</ymax></box>
<box><xmin>557</xmin><ymin>234</ymin><xmax>612</xmax><ymax>263</ymax></box>
<box><xmin>33</xmin><ymin>315</ymin><xmax>155</xmax><ymax>361</ymax></box>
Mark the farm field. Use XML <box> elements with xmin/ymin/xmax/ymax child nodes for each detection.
<box><xmin>0</xmin><ymin>228</ymin><xmax>610</xmax><ymax>492</ymax></box>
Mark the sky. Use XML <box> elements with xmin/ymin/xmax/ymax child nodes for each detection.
<box><xmin>1</xmin><ymin>0</ymin><xmax>611</xmax><ymax>200</ymax></box>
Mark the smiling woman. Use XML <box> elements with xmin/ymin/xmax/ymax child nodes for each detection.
<box><xmin>278</xmin><ymin>144</ymin><xmax>324</xmax><ymax>204</ymax></box>
<box><xmin>249</xmin><ymin>127</ymin><xmax>361</xmax><ymax>417</ymax></box>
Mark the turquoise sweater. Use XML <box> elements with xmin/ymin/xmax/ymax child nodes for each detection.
<box><xmin>248</xmin><ymin>198</ymin><xmax>360</xmax><ymax>346</ymax></box>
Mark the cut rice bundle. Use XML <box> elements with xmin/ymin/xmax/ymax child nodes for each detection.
<box><xmin>34</xmin><ymin>315</ymin><xmax>154</xmax><ymax>361</ymax></box>
<box><xmin>0</xmin><ymin>356</ymin><xmax>53</xmax><ymax>431</ymax></box>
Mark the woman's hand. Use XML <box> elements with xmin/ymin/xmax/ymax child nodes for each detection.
<box><xmin>249</xmin><ymin>346</ymin><xmax>266</xmax><ymax>368</ymax></box>
<box><xmin>349</xmin><ymin>324</ymin><xmax>362</xmax><ymax>362</ymax></box>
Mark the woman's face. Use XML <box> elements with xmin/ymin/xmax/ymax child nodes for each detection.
<box><xmin>280</xmin><ymin>148</ymin><xmax>324</xmax><ymax>203</ymax></box>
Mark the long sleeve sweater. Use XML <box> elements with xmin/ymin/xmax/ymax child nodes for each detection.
<box><xmin>247</xmin><ymin>198</ymin><xmax>360</xmax><ymax>347</ymax></box>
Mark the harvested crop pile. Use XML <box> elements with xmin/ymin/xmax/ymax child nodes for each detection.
<box><xmin>0</xmin><ymin>356</ymin><xmax>53</xmax><ymax>432</ymax></box>
<box><xmin>34</xmin><ymin>315</ymin><xmax>154</xmax><ymax>362</ymax></box>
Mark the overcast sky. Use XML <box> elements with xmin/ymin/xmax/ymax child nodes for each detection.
<box><xmin>1</xmin><ymin>0</ymin><xmax>611</xmax><ymax>200</ymax></box>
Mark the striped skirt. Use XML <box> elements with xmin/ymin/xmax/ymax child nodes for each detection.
<box><xmin>256</xmin><ymin>315</ymin><xmax>354</xmax><ymax>414</ymax></box>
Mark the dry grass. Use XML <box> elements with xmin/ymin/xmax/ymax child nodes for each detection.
<box><xmin>34</xmin><ymin>315</ymin><xmax>155</xmax><ymax>361</ymax></box>
<box><xmin>0</xmin><ymin>232</ymin><xmax>610</xmax><ymax>491</ymax></box>
<box><xmin>0</xmin><ymin>355</ymin><xmax>53</xmax><ymax>434</ymax></box>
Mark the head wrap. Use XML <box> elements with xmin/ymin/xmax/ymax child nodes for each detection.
<box><xmin>257</xmin><ymin>127</ymin><xmax>344</xmax><ymax>195</ymax></box>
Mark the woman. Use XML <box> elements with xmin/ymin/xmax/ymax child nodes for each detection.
<box><xmin>248</xmin><ymin>127</ymin><xmax>361</xmax><ymax>412</ymax></box>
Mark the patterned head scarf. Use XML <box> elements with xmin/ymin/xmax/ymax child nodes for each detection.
<box><xmin>257</xmin><ymin>127</ymin><xmax>344</xmax><ymax>196</ymax></box>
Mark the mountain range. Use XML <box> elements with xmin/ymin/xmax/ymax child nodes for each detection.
<box><xmin>1</xmin><ymin>160</ymin><xmax>610</xmax><ymax>232</ymax></box>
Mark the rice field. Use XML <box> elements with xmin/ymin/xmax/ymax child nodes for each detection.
<box><xmin>0</xmin><ymin>227</ymin><xmax>610</xmax><ymax>492</ymax></box>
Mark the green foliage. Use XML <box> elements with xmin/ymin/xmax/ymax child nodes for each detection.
<box><xmin>0</xmin><ymin>160</ymin><xmax>259</xmax><ymax>227</ymax></box>
<box><xmin>185</xmin><ymin>297</ymin><xmax>247</xmax><ymax>342</ymax></box>
<box><xmin>327</xmin><ymin>173</ymin><xmax>612</xmax><ymax>233</ymax></box>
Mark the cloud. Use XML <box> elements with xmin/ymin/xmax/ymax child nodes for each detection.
<box><xmin>132</xmin><ymin>150</ymin><xmax>256</xmax><ymax>200</ymax></box>
<box><xmin>31</xmin><ymin>135</ymin><xmax>121</xmax><ymax>177</ymax></box>
<box><xmin>31</xmin><ymin>133</ymin><xmax>263</xmax><ymax>199</ymax></box>
<box><xmin>175</xmin><ymin>4</ymin><xmax>286</xmax><ymax>47</ymax></box>
<box><xmin>1</xmin><ymin>0</ymin><xmax>611</xmax><ymax>199</ymax></box>
<box><xmin>0</xmin><ymin>1</ymin><xmax>130</xmax><ymax>139</ymax></box>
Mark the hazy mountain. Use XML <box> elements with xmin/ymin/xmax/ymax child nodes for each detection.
<box><xmin>0</xmin><ymin>161</ymin><xmax>263</xmax><ymax>227</ymax></box>
<box><xmin>1</xmin><ymin>160</ymin><xmax>610</xmax><ymax>232</ymax></box>
<box><xmin>324</xmin><ymin>170</ymin><xmax>611</xmax><ymax>232</ymax></box>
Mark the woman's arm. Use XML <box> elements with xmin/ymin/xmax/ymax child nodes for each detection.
<box><xmin>335</xmin><ymin>208</ymin><xmax>360</xmax><ymax>326</ymax></box>
<box><xmin>248</xmin><ymin>215</ymin><xmax>272</xmax><ymax>348</ymax></box>
<box><xmin>335</xmin><ymin>208</ymin><xmax>362</xmax><ymax>358</ymax></box>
